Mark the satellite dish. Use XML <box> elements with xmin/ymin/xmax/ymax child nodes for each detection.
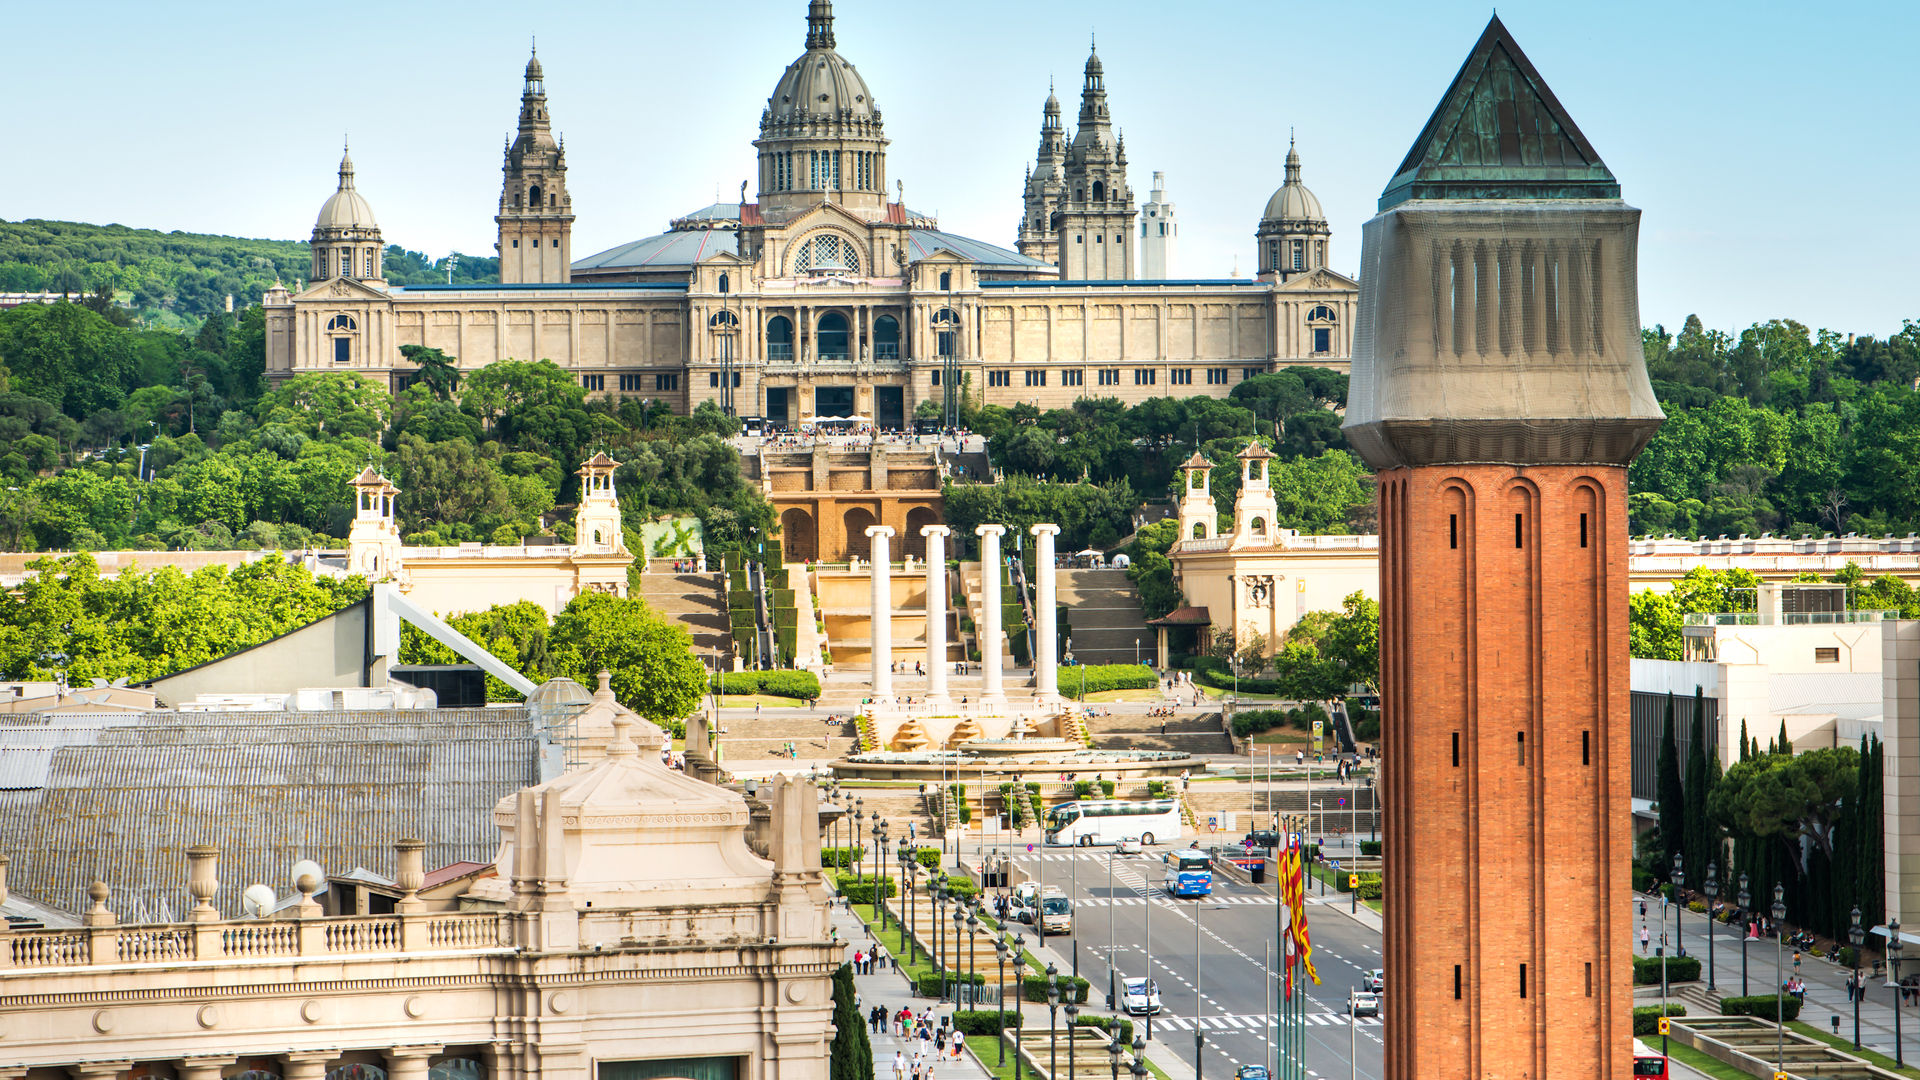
<box><xmin>241</xmin><ymin>883</ymin><xmax>276</xmax><ymax>918</ymax></box>
<box><xmin>290</xmin><ymin>860</ymin><xmax>325</xmax><ymax>896</ymax></box>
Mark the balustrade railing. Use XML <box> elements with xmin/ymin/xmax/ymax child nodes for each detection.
<box><xmin>0</xmin><ymin>910</ymin><xmax>511</xmax><ymax>970</ymax></box>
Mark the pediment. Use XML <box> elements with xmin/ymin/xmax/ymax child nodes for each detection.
<box><xmin>295</xmin><ymin>276</ymin><xmax>391</xmax><ymax>302</ymax></box>
<box><xmin>1275</xmin><ymin>268</ymin><xmax>1358</xmax><ymax>292</ymax></box>
<box><xmin>778</xmin><ymin>200</ymin><xmax>876</xmax><ymax>237</ymax></box>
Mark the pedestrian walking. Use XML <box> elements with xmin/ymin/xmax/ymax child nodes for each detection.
<box><xmin>1794</xmin><ymin>950</ymin><xmax>1802</xmax><ymax>972</ymax></box>
<box><xmin>1639</xmin><ymin>924</ymin><xmax>1649</xmax><ymax>954</ymax></box>
<box><xmin>893</xmin><ymin>1052</ymin><xmax>907</xmax><ymax>1080</ymax></box>
<box><xmin>856</xmin><ymin>948</ymin><xmax>865</xmax><ymax>973</ymax></box>
<box><xmin>1847</xmin><ymin>970</ymin><xmax>1857</xmax><ymax>1002</ymax></box>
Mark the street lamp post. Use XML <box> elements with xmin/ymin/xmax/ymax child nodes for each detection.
<box><xmin>1773</xmin><ymin>885</ymin><xmax>1787</xmax><ymax>1076</ymax></box>
<box><xmin>932</xmin><ymin>880</ymin><xmax>945</xmax><ymax>997</ymax></box>
<box><xmin>899</xmin><ymin>841</ymin><xmax>915</xmax><ymax>964</ymax></box>
<box><xmin>1048</xmin><ymin>963</ymin><xmax>1061</xmax><ymax>1080</ymax></box>
<box><xmin>1065</xmin><ymin>999</ymin><xmax>1079</xmax><ymax>1080</ymax></box>
<box><xmin>1891</xmin><ymin>918</ymin><xmax>1906</xmax><ymax>1069</ymax></box>
<box><xmin>1193</xmin><ymin>899</ymin><xmax>1209</xmax><ymax>1080</ymax></box>
<box><xmin>967</xmin><ymin>902</ymin><xmax>981</xmax><ymax>1003</ymax></box>
<box><xmin>1672</xmin><ymin>855</ymin><xmax>1686</xmax><ymax>972</ymax></box>
<box><xmin>873</xmin><ymin>821</ymin><xmax>888</xmax><ymax>929</ymax></box>
<box><xmin>1012</xmin><ymin>933</ymin><xmax>1026</xmax><ymax>1080</ymax></box>
<box><xmin>1107</xmin><ymin>848</ymin><xmax>1119</xmax><ymax>1008</ymax></box>
<box><xmin>1071</xmin><ymin>844</ymin><xmax>1080</xmax><ymax>981</ymax></box>
<box><xmin>1660</xmin><ymin>892</ymin><xmax>1671</xmax><ymax>1057</ymax></box>
<box><xmin>1129</xmin><ymin>1034</ymin><xmax>1147</xmax><ymax>1080</ymax></box>
<box><xmin>953</xmin><ymin>899</ymin><xmax>968</xmax><ymax>1005</ymax></box>
<box><xmin>1739</xmin><ymin>873</ymin><xmax>1752</xmax><ymax>998</ymax></box>
<box><xmin>1106</xmin><ymin>1018</ymin><xmax>1122</xmax><ymax>1080</ymax></box>
<box><xmin>995</xmin><ymin>934</ymin><xmax>1011</xmax><ymax>1067</ymax></box>
<box><xmin>1705</xmin><ymin>863</ymin><xmax>1719</xmax><ymax>993</ymax></box>
<box><xmin>1850</xmin><ymin>906</ymin><xmax>1866</xmax><ymax>1051</ymax></box>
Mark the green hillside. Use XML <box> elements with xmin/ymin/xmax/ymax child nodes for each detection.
<box><xmin>0</xmin><ymin>219</ymin><xmax>498</xmax><ymax>321</ymax></box>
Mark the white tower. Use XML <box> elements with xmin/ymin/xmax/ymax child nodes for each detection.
<box><xmin>347</xmin><ymin>467</ymin><xmax>404</xmax><ymax>579</ymax></box>
<box><xmin>1140</xmin><ymin>171</ymin><xmax>1177</xmax><ymax>279</ymax></box>
<box><xmin>574</xmin><ymin>452</ymin><xmax>626</xmax><ymax>554</ymax></box>
<box><xmin>1174</xmin><ymin>452</ymin><xmax>1214</xmax><ymax>545</ymax></box>
<box><xmin>1230</xmin><ymin>443</ymin><xmax>1278</xmax><ymax>547</ymax></box>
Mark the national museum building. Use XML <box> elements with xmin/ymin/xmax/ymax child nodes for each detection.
<box><xmin>263</xmin><ymin>0</ymin><xmax>1356</xmax><ymax>427</ymax></box>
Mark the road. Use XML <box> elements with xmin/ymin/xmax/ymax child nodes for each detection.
<box><xmin>978</xmin><ymin>842</ymin><xmax>1384</xmax><ymax>1080</ymax></box>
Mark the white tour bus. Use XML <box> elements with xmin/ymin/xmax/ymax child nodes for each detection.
<box><xmin>1043</xmin><ymin>798</ymin><xmax>1183</xmax><ymax>847</ymax></box>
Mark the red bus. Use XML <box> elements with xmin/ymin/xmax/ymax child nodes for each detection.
<box><xmin>1632</xmin><ymin>1039</ymin><xmax>1668</xmax><ymax>1078</ymax></box>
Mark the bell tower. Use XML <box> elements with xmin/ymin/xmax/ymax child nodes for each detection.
<box><xmin>1055</xmin><ymin>42</ymin><xmax>1135</xmax><ymax>280</ymax></box>
<box><xmin>1174</xmin><ymin>452</ymin><xmax>1215</xmax><ymax>545</ymax></box>
<box><xmin>1344</xmin><ymin>17</ymin><xmax>1664</xmax><ymax>1080</ymax></box>
<box><xmin>574</xmin><ymin>452</ymin><xmax>626</xmax><ymax>555</ymax></box>
<box><xmin>347</xmin><ymin>466</ymin><xmax>404</xmax><ymax>580</ymax></box>
<box><xmin>497</xmin><ymin>47</ymin><xmax>573</xmax><ymax>284</ymax></box>
<box><xmin>1229</xmin><ymin>443</ymin><xmax>1278</xmax><ymax>547</ymax></box>
<box><xmin>1017</xmin><ymin>83</ymin><xmax>1067</xmax><ymax>266</ymax></box>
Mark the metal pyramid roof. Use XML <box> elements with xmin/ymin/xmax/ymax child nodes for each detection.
<box><xmin>1378</xmin><ymin>15</ymin><xmax>1618</xmax><ymax>210</ymax></box>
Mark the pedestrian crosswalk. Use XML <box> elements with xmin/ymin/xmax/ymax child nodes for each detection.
<box><xmin>1148</xmin><ymin>1012</ymin><xmax>1382</xmax><ymax>1031</ymax></box>
<box><xmin>1065</xmin><ymin>895</ymin><xmax>1277</xmax><ymax>907</ymax></box>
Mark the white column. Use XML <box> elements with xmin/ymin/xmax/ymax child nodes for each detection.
<box><xmin>976</xmin><ymin>524</ymin><xmax>1006</xmax><ymax>705</ymax></box>
<box><xmin>1032</xmin><ymin>523</ymin><xmax>1061</xmax><ymax>702</ymax></box>
<box><xmin>868</xmin><ymin>525</ymin><xmax>896</xmax><ymax>700</ymax></box>
<box><xmin>923</xmin><ymin>525</ymin><xmax>952</xmax><ymax>704</ymax></box>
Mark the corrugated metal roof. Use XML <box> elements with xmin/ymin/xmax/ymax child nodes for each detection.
<box><xmin>0</xmin><ymin>715</ymin><xmax>145</xmax><ymax>790</ymax></box>
<box><xmin>0</xmin><ymin>708</ymin><xmax>539</xmax><ymax>919</ymax></box>
<box><xmin>904</xmin><ymin>229</ymin><xmax>1050</xmax><ymax>271</ymax></box>
<box><xmin>574</xmin><ymin>230</ymin><xmax>739</xmax><ymax>271</ymax></box>
<box><xmin>574</xmin><ymin>206</ymin><xmax>1050</xmax><ymax>274</ymax></box>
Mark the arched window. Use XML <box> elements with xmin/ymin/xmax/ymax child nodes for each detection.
<box><xmin>1192</xmin><ymin>522</ymin><xmax>1206</xmax><ymax>540</ymax></box>
<box><xmin>1251</xmin><ymin>517</ymin><xmax>1267</xmax><ymax>536</ymax></box>
<box><xmin>932</xmin><ymin>308</ymin><xmax>960</xmax><ymax>359</ymax></box>
<box><xmin>1309</xmin><ymin>305</ymin><xmax>1337</xmax><ymax>322</ymax></box>
<box><xmin>549</xmin><ymin>191</ymin><xmax>557</xmax><ymax>208</ymax></box>
<box><xmin>1092</xmin><ymin>181</ymin><xmax>1105</xmax><ymax>202</ymax></box>
<box><xmin>791</xmin><ymin>233</ymin><xmax>860</xmax><ymax>276</ymax></box>
<box><xmin>718</xmin><ymin>272</ymin><xmax>730</xmax><ymax>294</ymax></box>
<box><xmin>1309</xmin><ymin>306</ymin><xmax>1336</xmax><ymax>355</ymax></box>
<box><xmin>816</xmin><ymin>312</ymin><xmax>850</xmax><ymax>361</ymax></box>
<box><xmin>873</xmin><ymin>314</ymin><xmax>901</xmax><ymax>360</ymax></box>
<box><xmin>710</xmin><ymin>310</ymin><xmax>740</xmax><ymax>331</ymax></box>
<box><xmin>327</xmin><ymin>315</ymin><xmax>357</xmax><ymax>332</ymax></box>
<box><xmin>1247</xmin><ymin>459</ymin><xmax>1263</xmax><ymax>482</ymax></box>
<box><xmin>1190</xmin><ymin>470</ymin><xmax>1205</xmax><ymax>489</ymax></box>
<box><xmin>938</xmin><ymin>270</ymin><xmax>951</xmax><ymax>291</ymax></box>
<box><xmin>528</xmin><ymin>184</ymin><xmax>543</xmax><ymax>208</ymax></box>
<box><xmin>767</xmin><ymin>315</ymin><xmax>794</xmax><ymax>361</ymax></box>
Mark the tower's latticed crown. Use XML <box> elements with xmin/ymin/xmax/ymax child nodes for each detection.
<box><xmin>1342</xmin><ymin>15</ymin><xmax>1662</xmax><ymax>470</ymax></box>
<box><xmin>755</xmin><ymin>0</ymin><xmax>889</xmax><ymax>221</ymax></box>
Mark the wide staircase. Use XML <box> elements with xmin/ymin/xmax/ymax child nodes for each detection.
<box><xmin>1082</xmin><ymin>711</ymin><xmax>1233</xmax><ymax>755</ymax></box>
<box><xmin>1054</xmin><ymin>569</ymin><xmax>1150</xmax><ymax>667</ymax></box>
<box><xmin>716</xmin><ymin>714</ymin><xmax>859</xmax><ymax>761</ymax></box>
<box><xmin>638</xmin><ymin>571</ymin><xmax>733</xmax><ymax>660</ymax></box>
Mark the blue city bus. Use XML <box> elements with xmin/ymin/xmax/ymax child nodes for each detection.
<box><xmin>1163</xmin><ymin>848</ymin><xmax>1213</xmax><ymax>897</ymax></box>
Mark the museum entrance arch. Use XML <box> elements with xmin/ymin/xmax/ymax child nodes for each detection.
<box><xmin>780</xmin><ymin>507</ymin><xmax>817</xmax><ymax>564</ymax></box>
<box><xmin>843</xmin><ymin>507</ymin><xmax>878</xmax><ymax>561</ymax></box>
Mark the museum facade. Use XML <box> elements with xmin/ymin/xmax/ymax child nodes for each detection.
<box><xmin>264</xmin><ymin>1</ymin><xmax>1355</xmax><ymax>426</ymax></box>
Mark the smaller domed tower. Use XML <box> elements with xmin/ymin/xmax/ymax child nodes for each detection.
<box><xmin>348</xmin><ymin>466</ymin><xmax>403</xmax><ymax>579</ymax></box>
<box><xmin>1230</xmin><ymin>443</ymin><xmax>1279</xmax><ymax>547</ymax></box>
<box><xmin>312</xmin><ymin>144</ymin><xmax>384</xmax><ymax>284</ymax></box>
<box><xmin>1256</xmin><ymin>136</ymin><xmax>1330</xmax><ymax>282</ymax></box>
<box><xmin>1175</xmin><ymin>452</ymin><xmax>1216</xmax><ymax>545</ymax></box>
<box><xmin>497</xmin><ymin>48</ymin><xmax>574</xmax><ymax>284</ymax></box>
<box><xmin>574</xmin><ymin>452</ymin><xmax>627</xmax><ymax>555</ymax></box>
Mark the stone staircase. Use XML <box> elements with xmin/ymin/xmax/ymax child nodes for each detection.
<box><xmin>1185</xmin><ymin>785</ymin><xmax>1378</xmax><ymax>833</ymax></box>
<box><xmin>638</xmin><ymin>571</ymin><xmax>733</xmax><ymax>659</ymax></box>
<box><xmin>1054</xmin><ymin>569</ymin><xmax>1151</xmax><ymax>667</ymax></box>
<box><xmin>715</xmin><ymin>714</ymin><xmax>859</xmax><ymax>761</ymax></box>
<box><xmin>1081</xmin><ymin>711</ymin><xmax>1233</xmax><ymax>755</ymax></box>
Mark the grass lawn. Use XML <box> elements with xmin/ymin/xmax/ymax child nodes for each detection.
<box><xmin>1077</xmin><ymin>689</ymin><xmax>1168</xmax><ymax>703</ymax></box>
<box><xmin>963</xmin><ymin>1034</ymin><xmax>1172</xmax><ymax>1080</ymax></box>
<box><xmin>715</xmin><ymin>693</ymin><xmax>810</xmax><ymax>707</ymax></box>
<box><xmin>1304</xmin><ymin>862</ymin><xmax>1383</xmax><ymax>914</ymax></box>
<box><xmin>1787</xmin><ymin>1020</ymin><xmax>1920</xmax><ymax>1078</ymax></box>
<box><xmin>1664</xmin><ymin>1042</ymin><xmax>1753</xmax><ymax>1080</ymax></box>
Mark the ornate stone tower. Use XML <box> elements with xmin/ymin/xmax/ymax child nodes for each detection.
<box><xmin>1342</xmin><ymin>17</ymin><xmax>1663</xmax><ymax>1080</ymax></box>
<box><xmin>1056</xmin><ymin>43</ymin><xmax>1134</xmax><ymax>280</ymax></box>
<box><xmin>754</xmin><ymin>0</ymin><xmax>889</xmax><ymax>223</ymax></box>
<box><xmin>347</xmin><ymin>466</ymin><xmax>403</xmax><ymax>579</ymax></box>
<box><xmin>499</xmin><ymin>48</ymin><xmax>572</xmax><ymax>284</ymax></box>
<box><xmin>1016</xmin><ymin>84</ymin><xmax>1068</xmax><ymax>266</ymax></box>
<box><xmin>574</xmin><ymin>452</ymin><xmax>627</xmax><ymax>555</ymax></box>
<box><xmin>1175</xmin><ymin>452</ymin><xmax>1215</xmax><ymax>543</ymax></box>
<box><xmin>496</xmin><ymin>48</ymin><xmax>574</xmax><ymax>284</ymax></box>
<box><xmin>1256</xmin><ymin>137</ymin><xmax>1329</xmax><ymax>282</ymax></box>
<box><xmin>311</xmin><ymin>144</ymin><xmax>384</xmax><ymax>284</ymax></box>
<box><xmin>1140</xmin><ymin>171</ymin><xmax>1176</xmax><ymax>279</ymax></box>
<box><xmin>1229</xmin><ymin>443</ymin><xmax>1278</xmax><ymax>547</ymax></box>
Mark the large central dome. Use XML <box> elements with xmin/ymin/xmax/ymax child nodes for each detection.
<box><xmin>754</xmin><ymin>0</ymin><xmax>890</xmax><ymax>221</ymax></box>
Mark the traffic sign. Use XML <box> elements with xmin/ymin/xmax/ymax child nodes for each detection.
<box><xmin>1348</xmin><ymin>874</ymin><xmax>1359</xmax><ymax>888</ymax></box>
<box><xmin>1774</xmin><ymin>1073</ymin><xmax>1788</xmax><ymax>1080</ymax></box>
<box><xmin>1331</xmin><ymin>860</ymin><xmax>1342</xmax><ymax>870</ymax></box>
<box><xmin>1658</xmin><ymin>1016</ymin><xmax>1670</xmax><ymax>1035</ymax></box>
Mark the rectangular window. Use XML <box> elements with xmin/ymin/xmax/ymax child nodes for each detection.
<box><xmin>552</xmin><ymin>239</ymin><xmax>560</xmax><ymax>248</ymax></box>
<box><xmin>1580</xmin><ymin>513</ymin><xmax>1589</xmax><ymax>548</ymax></box>
<box><xmin>1024</xmin><ymin>370</ymin><xmax>1047</xmax><ymax>387</ymax></box>
<box><xmin>1452</xmin><ymin>732</ymin><xmax>1460</xmax><ymax>768</ymax></box>
<box><xmin>1314</xmin><ymin>327</ymin><xmax>1331</xmax><ymax>353</ymax></box>
<box><xmin>655</xmin><ymin>373</ymin><xmax>680</xmax><ymax>392</ymax></box>
<box><xmin>1815</xmin><ymin>647</ymin><xmax>1840</xmax><ymax>663</ymax></box>
<box><xmin>512</xmin><ymin>239</ymin><xmax>520</xmax><ymax>248</ymax></box>
<box><xmin>1242</xmin><ymin>367</ymin><xmax>1261</xmax><ymax>380</ymax></box>
<box><xmin>1075</xmin><ymin>235</ymin><xmax>1083</xmax><ymax>244</ymax></box>
<box><xmin>1519</xmin><ymin>964</ymin><xmax>1528</xmax><ymax>999</ymax></box>
<box><xmin>710</xmin><ymin>372</ymin><xmax>720</xmax><ymax>387</ymax></box>
<box><xmin>333</xmin><ymin>337</ymin><xmax>351</xmax><ymax>365</ymax></box>
<box><xmin>931</xmin><ymin>370</ymin><xmax>941</xmax><ymax>386</ymax></box>
<box><xmin>1133</xmin><ymin>369</ymin><xmax>1156</xmax><ymax>386</ymax></box>
<box><xmin>1449</xmin><ymin>514</ymin><xmax>1458</xmax><ymax>549</ymax></box>
<box><xmin>1585</xmin><ymin>962</ymin><xmax>1593</xmax><ymax>997</ymax></box>
<box><xmin>1455</xmin><ymin>965</ymin><xmax>1463</xmax><ymax>1000</ymax></box>
<box><xmin>1583</xmin><ymin>730</ymin><xmax>1591</xmax><ymax>765</ymax></box>
<box><xmin>581</xmin><ymin>374</ymin><xmax>605</xmax><ymax>392</ymax></box>
<box><xmin>1518</xmin><ymin>731</ymin><xmax>1526</xmax><ymax>766</ymax></box>
<box><xmin>619</xmin><ymin>374</ymin><xmax>644</xmax><ymax>392</ymax></box>
<box><xmin>1515</xmin><ymin>513</ymin><xmax>1524</xmax><ymax>548</ymax></box>
<box><xmin>1170</xmin><ymin>369</ymin><xmax>1192</xmax><ymax>385</ymax></box>
<box><xmin>987</xmin><ymin>371</ymin><xmax>1011</xmax><ymax>387</ymax></box>
<box><xmin>1098</xmin><ymin>369</ymin><xmax>1121</xmax><ymax>386</ymax></box>
<box><xmin>1291</xmin><ymin>241</ymin><xmax>1304</xmax><ymax>270</ymax></box>
<box><xmin>1097</xmin><ymin>234</ymin><xmax>1104</xmax><ymax>244</ymax></box>
<box><xmin>340</xmin><ymin>251</ymin><xmax>352</xmax><ymax>277</ymax></box>
<box><xmin>1063</xmin><ymin>370</ymin><xmax>1084</xmax><ymax>387</ymax></box>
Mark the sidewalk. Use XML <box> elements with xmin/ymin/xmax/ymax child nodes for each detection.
<box><xmin>834</xmin><ymin>899</ymin><xmax>997</xmax><ymax>1080</ymax></box>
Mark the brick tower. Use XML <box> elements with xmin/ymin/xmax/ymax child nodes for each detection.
<box><xmin>1342</xmin><ymin>17</ymin><xmax>1664</xmax><ymax>1080</ymax></box>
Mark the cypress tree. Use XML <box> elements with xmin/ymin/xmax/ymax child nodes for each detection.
<box><xmin>1739</xmin><ymin>718</ymin><xmax>1751</xmax><ymax>762</ymax></box>
<box><xmin>1657</xmin><ymin>692</ymin><xmax>1687</xmax><ymax>880</ymax></box>
<box><xmin>1862</xmin><ymin>735</ymin><xmax>1886</xmax><ymax>929</ymax></box>
<box><xmin>1777</xmin><ymin>719</ymin><xmax>1792</xmax><ymax>755</ymax></box>
<box><xmin>829</xmin><ymin>963</ymin><xmax>873</xmax><ymax>1080</ymax></box>
<box><xmin>1684</xmin><ymin>698</ymin><xmax>1711</xmax><ymax>881</ymax></box>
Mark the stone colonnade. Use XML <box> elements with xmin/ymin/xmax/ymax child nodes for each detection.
<box><xmin>922</xmin><ymin>525</ymin><xmax>951</xmax><ymax>703</ymax></box>
<box><xmin>975</xmin><ymin>525</ymin><xmax>1005</xmax><ymax>705</ymax></box>
<box><xmin>866</xmin><ymin>525</ymin><xmax>894</xmax><ymax>697</ymax></box>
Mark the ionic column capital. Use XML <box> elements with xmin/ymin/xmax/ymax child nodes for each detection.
<box><xmin>975</xmin><ymin>524</ymin><xmax>1006</xmax><ymax>538</ymax></box>
<box><xmin>1030</xmin><ymin>524</ymin><xmax>1061</xmax><ymax>537</ymax></box>
<box><xmin>865</xmin><ymin>525</ymin><xmax>896</xmax><ymax>538</ymax></box>
<box><xmin>920</xmin><ymin>525</ymin><xmax>951</xmax><ymax>538</ymax></box>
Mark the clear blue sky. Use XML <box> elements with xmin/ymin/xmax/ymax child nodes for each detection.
<box><xmin>5</xmin><ymin>0</ymin><xmax>1913</xmax><ymax>338</ymax></box>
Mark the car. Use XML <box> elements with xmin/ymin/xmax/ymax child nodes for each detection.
<box><xmin>1114</xmin><ymin>836</ymin><xmax>1143</xmax><ymax>856</ymax></box>
<box><xmin>1121</xmin><ymin>977</ymin><xmax>1162</xmax><ymax>1016</ymax></box>
<box><xmin>1234</xmin><ymin>1066</ymin><xmax>1269</xmax><ymax>1080</ymax></box>
<box><xmin>1350</xmin><ymin>991</ymin><xmax>1380</xmax><ymax>1018</ymax></box>
<box><xmin>1362</xmin><ymin>968</ymin><xmax>1384</xmax><ymax>993</ymax></box>
<box><xmin>1243</xmin><ymin>830</ymin><xmax>1282</xmax><ymax>850</ymax></box>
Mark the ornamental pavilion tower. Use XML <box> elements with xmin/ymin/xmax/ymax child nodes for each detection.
<box><xmin>1342</xmin><ymin>17</ymin><xmax>1663</xmax><ymax>1080</ymax></box>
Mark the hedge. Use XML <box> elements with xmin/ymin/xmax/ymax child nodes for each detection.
<box><xmin>1074</xmin><ymin>1016</ymin><xmax>1134</xmax><ymax>1044</ymax></box>
<box><xmin>1359</xmin><ymin>841</ymin><xmax>1382</xmax><ymax>857</ymax></box>
<box><xmin>914</xmin><ymin>847</ymin><xmax>941</xmax><ymax>871</ymax></box>
<box><xmin>820</xmin><ymin>846</ymin><xmax>868</xmax><ymax>868</ymax></box>
<box><xmin>1231</xmin><ymin>704</ymin><xmax>1330</xmax><ymax>738</ymax></box>
<box><xmin>1021</xmin><ymin>973</ymin><xmax>1092</xmax><ymax>1003</ymax></box>
<box><xmin>916</xmin><ymin>971</ymin><xmax>988</xmax><ymax>997</ymax></box>
<box><xmin>716</xmin><ymin>670</ymin><xmax>822</xmax><ymax>699</ymax></box>
<box><xmin>1721</xmin><ymin>995</ymin><xmax>1802</xmax><ymax>1022</ymax></box>
<box><xmin>1058</xmin><ymin>664</ymin><xmax>1157</xmax><ymax>696</ymax></box>
<box><xmin>941</xmin><ymin>878</ymin><xmax>981</xmax><ymax>901</ymax></box>
<box><xmin>1632</xmin><ymin>955</ymin><xmax>1702</xmax><ymax>984</ymax></box>
<box><xmin>953</xmin><ymin>1009</ymin><xmax>1022</xmax><ymax>1035</ymax></box>
<box><xmin>1100</xmin><ymin>779</ymin><xmax>1116</xmax><ymax>797</ymax></box>
<box><xmin>1632</xmin><ymin>1004</ymin><xmax>1685</xmax><ymax>1036</ymax></box>
<box><xmin>1075</xmin><ymin>780</ymin><xmax>1094</xmax><ymax>799</ymax></box>
<box><xmin>1146</xmin><ymin>780</ymin><xmax>1168</xmax><ymax>797</ymax></box>
<box><xmin>834</xmin><ymin>872</ymin><xmax>898</xmax><ymax>903</ymax></box>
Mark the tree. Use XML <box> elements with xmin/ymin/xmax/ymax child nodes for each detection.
<box><xmin>1709</xmin><ymin>746</ymin><xmax>1859</xmax><ymax>861</ymax></box>
<box><xmin>1322</xmin><ymin>591</ymin><xmax>1380</xmax><ymax>693</ymax></box>
<box><xmin>253</xmin><ymin>371</ymin><xmax>391</xmax><ymax>439</ymax></box>
<box><xmin>1683</xmin><ymin>690</ymin><xmax>1716</xmax><ymax>881</ymax></box>
<box><xmin>549</xmin><ymin>591</ymin><xmax>707</xmax><ymax>727</ymax></box>
<box><xmin>399</xmin><ymin>344</ymin><xmax>462</xmax><ymax>402</ymax></box>
<box><xmin>1656</xmin><ymin>694</ymin><xmax>1686</xmax><ymax>879</ymax></box>
<box><xmin>829</xmin><ymin>963</ymin><xmax>873</xmax><ymax>1080</ymax></box>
